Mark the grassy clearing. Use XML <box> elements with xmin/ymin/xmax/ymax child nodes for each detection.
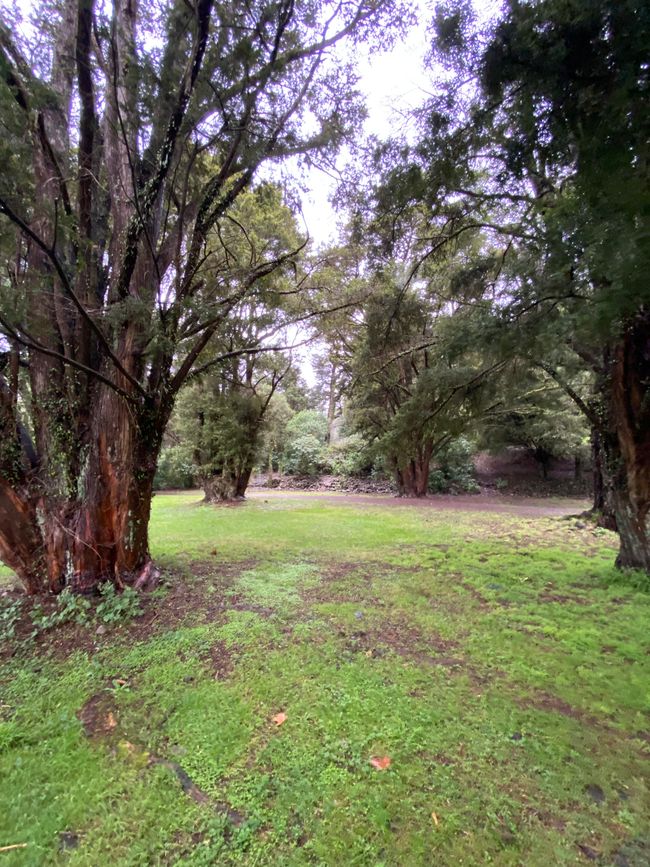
<box><xmin>0</xmin><ymin>493</ymin><xmax>648</xmax><ymax>865</ymax></box>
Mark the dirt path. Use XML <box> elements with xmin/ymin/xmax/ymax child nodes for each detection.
<box><xmin>247</xmin><ymin>489</ymin><xmax>590</xmax><ymax>518</ymax></box>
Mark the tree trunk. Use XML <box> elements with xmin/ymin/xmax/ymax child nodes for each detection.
<box><xmin>604</xmin><ymin>312</ymin><xmax>650</xmax><ymax>571</ymax></box>
<box><xmin>326</xmin><ymin>363</ymin><xmax>338</xmax><ymax>444</ymax></box>
<box><xmin>202</xmin><ymin>463</ymin><xmax>252</xmax><ymax>503</ymax></box>
<box><xmin>591</xmin><ymin>430</ymin><xmax>617</xmax><ymax>531</ymax></box>
<box><xmin>394</xmin><ymin>445</ymin><xmax>432</xmax><ymax>498</ymax></box>
<box><xmin>574</xmin><ymin>453</ymin><xmax>582</xmax><ymax>482</ymax></box>
<box><xmin>0</xmin><ymin>380</ymin><xmax>164</xmax><ymax>595</ymax></box>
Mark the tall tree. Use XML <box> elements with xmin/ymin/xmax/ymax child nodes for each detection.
<box><xmin>376</xmin><ymin>0</ymin><xmax>649</xmax><ymax>567</ymax></box>
<box><xmin>0</xmin><ymin>0</ymin><xmax>403</xmax><ymax>594</ymax></box>
<box><xmin>179</xmin><ymin>351</ymin><xmax>290</xmax><ymax>502</ymax></box>
<box><xmin>350</xmin><ymin>271</ymin><xmax>506</xmax><ymax>496</ymax></box>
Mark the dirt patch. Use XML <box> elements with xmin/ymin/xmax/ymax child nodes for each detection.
<box><xmin>520</xmin><ymin>690</ymin><xmax>603</xmax><ymax>725</ymax></box>
<box><xmin>78</xmin><ymin>692</ymin><xmax>119</xmax><ymax>740</ymax></box>
<box><xmin>2</xmin><ymin>559</ymin><xmax>259</xmax><ymax>663</ymax></box>
<box><xmin>538</xmin><ymin>592</ymin><xmax>591</xmax><ymax>605</ymax></box>
<box><xmin>458</xmin><ymin>580</ymin><xmax>490</xmax><ymax>608</ymax></box>
<box><xmin>337</xmin><ymin>616</ymin><xmax>464</xmax><ymax>669</ymax></box>
<box><xmin>204</xmin><ymin>639</ymin><xmax>235</xmax><ymax>681</ymax></box>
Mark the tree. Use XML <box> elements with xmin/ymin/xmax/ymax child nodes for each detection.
<box><xmin>474</xmin><ymin>0</ymin><xmax>650</xmax><ymax>569</ymax></box>
<box><xmin>171</xmin><ymin>181</ymin><xmax>301</xmax><ymax>502</ymax></box>
<box><xmin>179</xmin><ymin>352</ymin><xmax>290</xmax><ymax>501</ymax></box>
<box><xmin>0</xmin><ymin>0</ymin><xmax>402</xmax><ymax>594</ymax></box>
<box><xmin>378</xmin><ymin>0</ymin><xmax>649</xmax><ymax>567</ymax></box>
<box><xmin>481</xmin><ymin>372</ymin><xmax>591</xmax><ymax>481</ymax></box>
<box><xmin>349</xmin><ymin>272</ymin><xmax>507</xmax><ymax>497</ymax></box>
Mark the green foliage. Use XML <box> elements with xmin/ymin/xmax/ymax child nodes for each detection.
<box><xmin>282</xmin><ymin>411</ymin><xmax>329</xmax><ymax>475</ymax></box>
<box><xmin>154</xmin><ymin>444</ymin><xmax>196</xmax><ymax>490</ymax></box>
<box><xmin>349</xmin><ymin>274</ymin><xmax>507</xmax><ymax>492</ymax></box>
<box><xmin>27</xmin><ymin>584</ymin><xmax>142</xmax><ymax>636</ymax></box>
<box><xmin>31</xmin><ymin>589</ymin><xmax>92</xmax><ymax>631</ymax></box>
<box><xmin>0</xmin><ymin>594</ymin><xmax>22</xmax><ymax>642</ymax></box>
<box><xmin>322</xmin><ymin>433</ymin><xmax>372</xmax><ymax>476</ymax></box>
<box><xmin>429</xmin><ymin>437</ymin><xmax>479</xmax><ymax>493</ymax></box>
<box><xmin>285</xmin><ymin>410</ymin><xmax>328</xmax><ymax>442</ymax></box>
<box><xmin>283</xmin><ymin>434</ymin><xmax>324</xmax><ymax>476</ymax></box>
<box><xmin>481</xmin><ymin>371</ymin><xmax>591</xmax><ymax>475</ymax></box>
<box><xmin>95</xmin><ymin>583</ymin><xmax>143</xmax><ymax>625</ymax></box>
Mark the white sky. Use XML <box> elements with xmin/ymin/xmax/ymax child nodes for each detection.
<box><xmin>297</xmin><ymin>0</ymin><xmax>502</xmax><ymax>247</ymax></box>
<box><xmin>298</xmin><ymin>13</ymin><xmax>431</xmax><ymax>246</ymax></box>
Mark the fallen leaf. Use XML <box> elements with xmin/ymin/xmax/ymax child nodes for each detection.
<box><xmin>106</xmin><ymin>712</ymin><xmax>117</xmax><ymax>729</ymax></box>
<box><xmin>370</xmin><ymin>755</ymin><xmax>391</xmax><ymax>770</ymax></box>
<box><xmin>272</xmin><ymin>712</ymin><xmax>287</xmax><ymax>726</ymax></box>
<box><xmin>431</xmin><ymin>812</ymin><xmax>440</xmax><ymax>827</ymax></box>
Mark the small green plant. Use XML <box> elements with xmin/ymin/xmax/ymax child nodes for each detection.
<box><xmin>31</xmin><ymin>588</ymin><xmax>91</xmax><ymax>632</ymax></box>
<box><xmin>495</xmin><ymin>476</ymin><xmax>509</xmax><ymax>491</ymax></box>
<box><xmin>95</xmin><ymin>583</ymin><xmax>143</xmax><ymax>625</ymax></box>
<box><xmin>0</xmin><ymin>594</ymin><xmax>23</xmax><ymax>642</ymax></box>
<box><xmin>429</xmin><ymin>437</ymin><xmax>480</xmax><ymax>493</ymax></box>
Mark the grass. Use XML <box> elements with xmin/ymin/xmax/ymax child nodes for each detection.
<box><xmin>0</xmin><ymin>492</ymin><xmax>648</xmax><ymax>865</ymax></box>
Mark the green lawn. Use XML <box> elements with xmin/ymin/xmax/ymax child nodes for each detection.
<box><xmin>1</xmin><ymin>493</ymin><xmax>648</xmax><ymax>865</ymax></box>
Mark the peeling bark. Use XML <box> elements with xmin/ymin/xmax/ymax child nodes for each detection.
<box><xmin>605</xmin><ymin>312</ymin><xmax>650</xmax><ymax>571</ymax></box>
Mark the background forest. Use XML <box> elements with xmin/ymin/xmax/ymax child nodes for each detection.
<box><xmin>0</xmin><ymin>2</ymin><xmax>649</xmax><ymax>865</ymax></box>
<box><xmin>0</xmin><ymin>0</ymin><xmax>648</xmax><ymax>584</ymax></box>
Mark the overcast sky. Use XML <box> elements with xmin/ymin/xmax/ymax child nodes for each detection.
<box><xmin>296</xmin><ymin>0</ymin><xmax>502</xmax><ymax>247</ymax></box>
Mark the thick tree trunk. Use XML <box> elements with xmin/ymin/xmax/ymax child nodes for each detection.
<box><xmin>0</xmin><ymin>387</ymin><xmax>164</xmax><ymax>595</ymax></box>
<box><xmin>394</xmin><ymin>445</ymin><xmax>432</xmax><ymax>498</ymax></box>
<box><xmin>202</xmin><ymin>464</ymin><xmax>252</xmax><ymax>503</ymax></box>
<box><xmin>604</xmin><ymin>313</ymin><xmax>650</xmax><ymax>571</ymax></box>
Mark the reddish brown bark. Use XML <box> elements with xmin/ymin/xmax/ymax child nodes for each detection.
<box><xmin>395</xmin><ymin>443</ymin><xmax>433</xmax><ymax>498</ymax></box>
<box><xmin>605</xmin><ymin>312</ymin><xmax>650</xmax><ymax>571</ymax></box>
<box><xmin>0</xmin><ymin>388</ymin><xmax>164</xmax><ymax>595</ymax></box>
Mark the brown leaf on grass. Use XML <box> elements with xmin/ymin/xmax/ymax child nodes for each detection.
<box><xmin>431</xmin><ymin>812</ymin><xmax>440</xmax><ymax>827</ymax></box>
<box><xmin>370</xmin><ymin>755</ymin><xmax>391</xmax><ymax>770</ymax></box>
<box><xmin>272</xmin><ymin>712</ymin><xmax>287</xmax><ymax>726</ymax></box>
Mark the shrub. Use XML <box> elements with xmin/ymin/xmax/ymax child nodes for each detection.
<box><xmin>282</xmin><ymin>410</ymin><xmax>329</xmax><ymax>475</ymax></box>
<box><xmin>429</xmin><ymin>437</ymin><xmax>479</xmax><ymax>493</ymax></box>
<box><xmin>154</xmin><ymin>445</ymin><xmax>196</xmax><ymax>490</ymax></box>
<box><xmin>0</xmin><ymin>595</ymin><xmax>23</xmax><ymax>642</ymax></box>
<box><xmin>95</xmin><ymin>583</ymin><xmax>143</xmax><ymax>625</ymax></box>
<box><xmin>283</xmin><ymin>434</ymin><xmax>323</xmax><ymax>475</ymax></box>
<box><xmin>323</xmin><ymin>434</ymin><xmax>372</xmax><ymax>476</ymax></box>
<box><xmin>31</xmin><ymin>589</ymin><xmax>92</xmax><ymax>631</ymax></box>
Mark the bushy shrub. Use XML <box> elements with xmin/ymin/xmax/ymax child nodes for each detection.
<box><xmin>95</xmin><ymin>583</ymin><xmax>143</xmax><ymax>624</ymax></box>
<box><xmin>285</xmin><ymin>410</ymin><xmax>328</xmax><ymax>441</ymax></box>
<box><xmin>429</xmin><ymin>437</ymin><xmax>479</xmax><ymax>493</ymax></box>
<box><xmin>283</xmin><ymin>434</ymin><xmax>323</xmax><ymax>475</ymax></box>
<box><xmin>154</xmin><ymin>445</ymin><xmax>196</xmax><ymax>490</ymax></box>
<box><xmin>323</xmin><ymin>434</ymin><xmax>372</xmax><ymax>476</ymax></box>
<box><xmin>282</xmin><ymin>411</ymin><xmax>329</xmax><ymax>475</ymax></box>
<box><xmin>31</xmin><ymin>588</ymin><xmax>92</xmax><ymax>631</ymax></box>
